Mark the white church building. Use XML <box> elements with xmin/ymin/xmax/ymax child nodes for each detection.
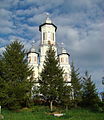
<box><xmin>27</xmin><ymin>16</ymin><xmax>71</xmax><ymax>84</ymax></box>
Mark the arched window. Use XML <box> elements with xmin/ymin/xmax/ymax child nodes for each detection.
<box><xmin>48</xmin><ymin>40</ymin><xmax>51</xmax><ymax>45</ymax></box>
<box><xmin>64</xmin><ymin>72</ymin><xmax>68</xmax><ymax>81</ymax></box>
<box><xmin>61</xmin><ymin>58</ymin><xmax>62</xmax><ymax>62</ymax></box>
<box><xmin>53</xmin><ymin>33</ymin><xmax>54</xmax><ymax>41</ymax></box>
<box><xmin>66</xmin><ymin>58</ymin><xmax>68</xmax><ymax>63</ymax></box>
<box><xmin>61</xmin><ymin>57</ymin><xmax>64</xmax><ymax>62</ymax></box>
<box><xmin>28</xmin><ymin>56</ymin><xmax>31</xmax><ymax>63</ymax></box>
<box><xmin>34</xmin><ymin>56</ymin><xmax>36</xmax><ymax>62</ymax></box>
<box><xmin>43</xmin><ymin>32</ymin><xmax>45</xmax><ymax>40</ymax></box>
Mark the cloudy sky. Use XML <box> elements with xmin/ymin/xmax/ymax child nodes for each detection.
<box><xmin>0</xmin><ymin>0</ymin><xmax>104</xmax><ymax>92</ymax></box>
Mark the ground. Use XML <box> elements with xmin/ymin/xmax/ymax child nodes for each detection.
<box><xmin>2</xmin><ymin>106</ymin><xmax>104</xmax><ymax>120</ymax></box>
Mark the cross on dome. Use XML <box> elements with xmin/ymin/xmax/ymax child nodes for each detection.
<box><xmin>61</xmin><ymin>42</ymin><xmax>64</xmax><ymax>47</ymax></box>
<box><xmin>45</xmin><ymin>12</ymin><xmax>52</xmax><ymax>23</ymax></box>
<box><xmin>46</xmin><ymin>12</ymin><xmax>50</xmax><ymax>19</ymax></box>
<box><xmin>62</xmin><ymin>47</ymin><xmax>67</xmax><ymax>53</ymax></box>
<box><xmin>61</xmin><ymin>42</ymin><xmax>67</xmax><ymax>53</ymax></box>
<box><xmin>32</xmin><ymin>40</ymin><xmax>35</xmax><ymax>47</ymax></box>
<box><xmin>30</xmin><ymin>40</ymin><xmax>35</xmax><ymax>52</ymax></box>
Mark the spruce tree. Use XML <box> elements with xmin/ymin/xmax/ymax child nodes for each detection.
<box><xmin>0</xmin><ymin>57</ymin><xmax>7</xmax><ymax>106</ymax></box>
<box><xmin>102</xmin><ymin>77</ymin><xmax>104</xmax><ymax>102</ymax></box>
<box><xmin>39</xmin><ymin>45</ymin><xmax>64</xmax><ymax>111</ymax></box>
<box><xmin>71</xmin><ymin>62</ymin><xmax>82</xmax><ymax>107</ymax></box>
<box><xmin>82</xmin><ymin>71</ymin><xmax>100</xmax><ymax>107</ymax></box>
<box><xmin>1</xmin><ymin>40</ymin><xmax>33</xmax><ymax>109</ymax></box>
<box><xmin>61</xmin><ymin>85</ymin><xmax>73</xmax><ymax>110</ymax></box>
<box><xmin>0</xmin><ymin>76</ymin><xmax>7</xmax><ymax>106</ymax></box>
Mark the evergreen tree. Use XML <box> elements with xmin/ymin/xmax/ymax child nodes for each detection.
<box><xmin>39</xmin><ymin>45</ymin><xmax>64</xmax><ymax>111</ymax></box>
<box><xmin>71</xmin><ymin>62</ymin><xmax>82</xmax><ymax>107</ymax></box>
<box><xmin>102</xmin><ymin>77</ymin><xmax>104</xmax><ymax>102</ymax></box>
<box><xmin>82</xmin><ymin>71</ymin><xmax>100</xmax><ymax>107</ymax></box>
<box><xmin>0</xmin><ymin>40</ymin><xmax>33</xmax><ymax>109</ymax></box>
<box><xmin>0</xmin><ymin>57</ymin><xmax>7</xmax><ymax>106</ymax></box>
<box><xmin>61</xmin><ymin>85</ymin><xmax>73</xmax><ymax>110</ymax></box>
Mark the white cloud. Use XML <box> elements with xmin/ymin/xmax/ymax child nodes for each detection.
<box><xmin>0</xmin><ymin>9</ymin><xmax>13</xmax><ymax>34</ymax></box>
<box><xmin>27</xmin><ymin>13</ymin><xmax>46</xmax><ymax>24</ymax></box>
<box><xmin>16</xmin><ymin>7</ymin><xmax>39</xmax><ymax>16</ymax></box>
<box><xmin>26</xmin><ymin>0</ymin><xmax>64</xmax><ymax>7</ymax></box>
<box><xmin>0</xmin><ymin>27</ymin><xmax>13</xmax><ymax>34</ymax></box>
<box><xmin>0</xmin><ymin>0</ymin><xmax>12</xmax><ymax>9</ymax></box>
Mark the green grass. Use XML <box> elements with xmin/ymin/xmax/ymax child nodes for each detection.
<box><xmin>1</xmin><ymin>106</ymin><xmax>104</xmax><ymax>120</ymax></box>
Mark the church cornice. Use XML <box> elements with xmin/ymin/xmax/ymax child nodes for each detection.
<box><xmin>40</xmin><ymin>43</ymin><xmax>56</xmax><ymax>47</ymax></box>
<box><xmin>58</xmin><ymin>53</ymin><xmax>70</xmax><ymax>56</ymax></box>
<box><xmin>39</xmin><ymin>23</ymin><xmax>57</xmax><ymax>32</ymax></box>
<box><xmin>27</xmin><ymin>51</ymin><xmax>39</xmax><ymax>56</ymax></box>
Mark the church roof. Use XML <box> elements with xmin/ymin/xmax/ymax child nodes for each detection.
<box><xmin>39</xmin><ymin>16</ymin><xmax>57</xmax><ymax>32</ymax></box>
<box><xmin>58</xmin><ymin>52</ymin><xmax>70</xmax><ymax>56</ymax></box>
<box><xmin>27</xmin><ymin>42</ymin><xmax>39</xmax><ymax>55</ymax></box>
<box><xmin>58</xmin><ymin>48</ymin><xmax>70</xmax><ymax>56</ymax></box>
<box><xmin>27</xmin><ymin>51</ymin><xmax>39</xmax><ymax>56</ymax></box>
<box><xmin>39</xmin><ymin>23</ymin><xmax>57</xmax><ymax>32</ymax></box>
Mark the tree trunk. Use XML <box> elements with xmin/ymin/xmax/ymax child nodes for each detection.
<box><xmin>65</xmin><ymin>105</ymin><xmax>68</xmax><ymax>111</ymax></box>
<box><xmin>50</xmin><ymin>101</ymin><xmax>53</xmax><ymax>111</ymax></box>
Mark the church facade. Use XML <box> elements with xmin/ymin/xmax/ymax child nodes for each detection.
<box><xmin>27</xmin><ymin>16</ymin><xmax>71</xmax><ymax>84</ymax></box>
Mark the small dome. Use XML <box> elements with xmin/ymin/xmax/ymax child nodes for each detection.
<box><xmin>45</xmin><ymin>17</ymin><xmax>52</xmax><ymax>23</ymax></box>
<box><xmin>30</xmin><ymin>47</ymin><xmax>35</xmax><ymax>53</ymax></box>
<box><xmin>62</xmin><ymin>48</ymin><xmax>67</xmax><ymax>54</ymax></box>
<box><xmin>45</xmin><ymin>13</ymin><xmax>52</xmax><ymax>23</ymax></box>
<box><xmin>30</xmin><ymin>40</ymin><xmax>35</xmax><ymax>53</ymax></box>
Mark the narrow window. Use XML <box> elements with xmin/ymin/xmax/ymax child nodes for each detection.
<box><xmin>28</xmin><ymin>57</ymin><xmax>31</xmax><ymax>63</ymax></box>
<box><xmin>66</xmin><ymin>58</ymin><xmax>68</xmax><ymax>62</ymax></box>
<box><xmin>61</xmin><ymin>57</ymin><xmax>64</xmax><ymax>62</ymax></box>
<box><xmin>43</xmin><ymin>32</ymin><xmax>45</xmax><ymax>40</ymax></box>
<box><xmin>61</xmin><ymin>58</ymin><xmax>62</xmax><ymax>62</ymax></box>
<box><xmin>34</xmin><ymin>56</ymin><xmax>36</xmax><ymax>62</ymax></box>
<box><xmin>53</xmin><ymin>33</ymin><xmax>54</xmax><ymax>41</ymax></box>
<box><xmin>64</xmin><ymin>73</ymin><xmax>68</xmax><ymax>81</ymax></box>
<box><xmin>48</xmin><ymin>40</ymin><xmax>51</xmax><ymax>45</ymax></box>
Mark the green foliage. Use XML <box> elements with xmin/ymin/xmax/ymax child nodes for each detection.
<box><xmin>82</xmin><ymin>71</ymin><xmax>100</xmax><ymax>108</ymax></box>
<box><xmin>0</xmin><ymin>59</ymin><xmax>8</xmax><ymax>106</ymax></box>
<box><xmin>61</xmin><ymin>85</ymin><xmax>73</xmax><ymax>110</ymax></box>
<box><xmin>39</xmin><ymin>45</ymin><xmax>64</xmax><ymax>110</ymax></box>
<box><xmin>71</xmin><ymin>62</ymin><xmax>82</xmax><ymax>107</ymax></box>
<box><xmin>2</xmin><ymin>40</ymin><xmax>32</xmax><ymax>82</ymax></box>
<box><xmin>98</xmin><ymin>101</ymin><xmax>104</xmax><ymax>112</ymax></box>
<box><xmin>0</xmin><ymin>40</ymin><xmax>33</xmax><ymax>109</ymax></box>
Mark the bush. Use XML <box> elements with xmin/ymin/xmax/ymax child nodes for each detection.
<box><xmin>98</xmin><ymin>101</ymin><xmax>104</xmax><ymax>112</ymax></box>
<box><xmin>92</xmin><ymin>103</ymin><xmax>103</xmax><ymax>112</ymax></box>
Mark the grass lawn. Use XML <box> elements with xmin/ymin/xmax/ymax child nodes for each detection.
<box><xmin>1</xmin><ymin>106</ymin><xmax>104</xmax><ymax>120</ymax></box>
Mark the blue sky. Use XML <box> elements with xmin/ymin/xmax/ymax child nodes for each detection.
<box><xmin>0</xmin><ymin>0</ymin><xmax>104</xmax><ymax>93</ymax></box>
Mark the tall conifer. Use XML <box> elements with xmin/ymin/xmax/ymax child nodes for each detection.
<box><xmin>71</xmin><ymin>62</ymin><xmax>82</xmax><ymax>107</ymax></box>
<box><xmin>39</xmin><ymin>45</ymin><xmax>64</xmax><ymax>111</ymax></box>
<box><xmin>82</xmin><ymin>71</ymin><xmax>100</xmax><ymax>107</ymax></box>
<box><xmin>1</xmin><ymin>40</ymin><xmax>33</xmax><ymax>109</ymax></box>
